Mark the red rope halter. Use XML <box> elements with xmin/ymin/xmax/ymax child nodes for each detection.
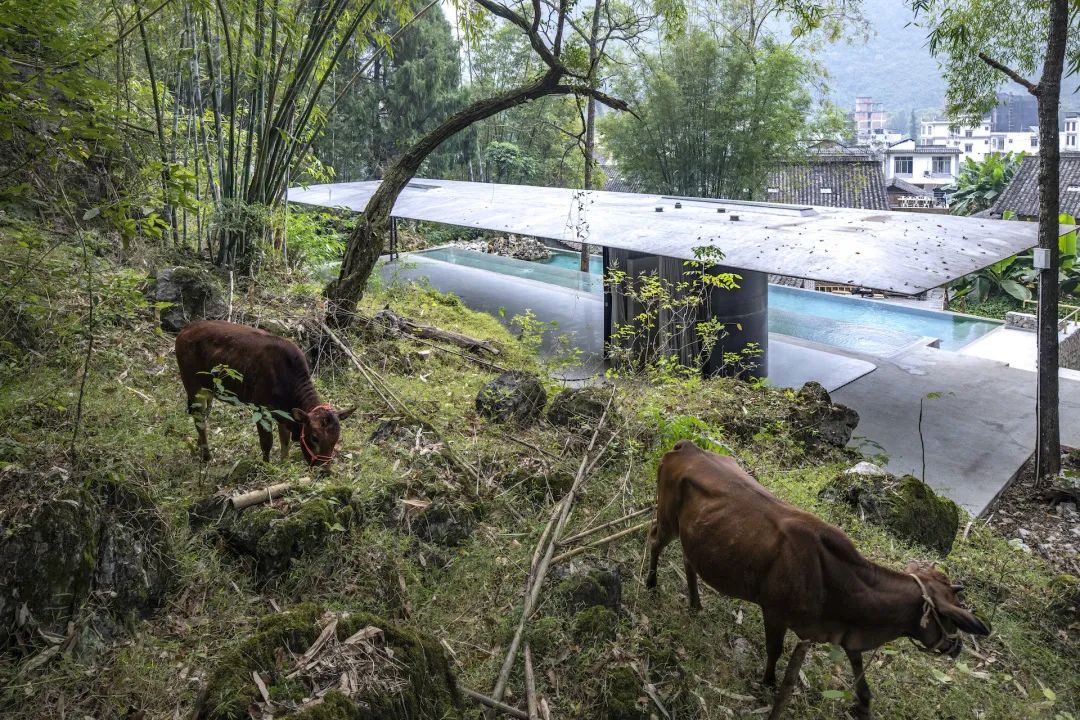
<box><xmin>299</xmin><ymin>403</ymin><xmax>337</xmax><ymax>463</ymax></box>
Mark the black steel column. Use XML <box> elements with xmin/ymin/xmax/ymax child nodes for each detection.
<box><xmin>702</xmin><ymin>267</ymin><xmax>769</xmax><ymax>378</ymax></box>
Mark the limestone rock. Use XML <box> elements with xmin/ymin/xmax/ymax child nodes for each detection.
<box><xmin>153</xmin><ymin>266</ymin><xmax>225</xmax><ymax>333</ymax></box>
<box><xmin>821</xmin><ymin>469</ymin><xmax>960</xmax><ymax>555</ymax></box>
<box><xmin>475</xmin><ymin>370</ymin><xmax>547</xmax><ymax>425</ymax></box>
<box><xmin>790</xmin><ymin>381</ymin><xmax>859</xmax><ymax>449</ymax></box>
<box><xmin>486</xmin><ymin>234</ymin><xmax>552</xmax><ymax>261</ymax></box>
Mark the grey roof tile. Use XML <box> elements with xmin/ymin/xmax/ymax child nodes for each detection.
<box><xmin>989</xmin><ymin>151</ymin><xmax>1080</xmax><ymax>218</ymax></box>
<box><xmin>760</xmin><ymin>160</ymin><xmax>889</xmax><ymax>210</ymax></box>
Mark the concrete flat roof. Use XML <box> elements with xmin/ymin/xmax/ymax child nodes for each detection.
<box><xmin>287</xmin><ymin>178</ymin><xmax>1072</xmax><ymax>296</ymax></box>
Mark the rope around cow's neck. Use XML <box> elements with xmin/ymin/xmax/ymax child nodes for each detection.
<box><xmin>908</xmin><ymin>573</ymin><xmax>958</xmax><ymax>653</ymax></box>
<box><xmin>299</xmin><ymin>402</ymin><xmax>336</xmax><ymax>463</ymax></box>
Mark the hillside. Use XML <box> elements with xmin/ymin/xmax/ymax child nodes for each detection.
<box><xmin>0</xmin><ymin>216</ymin><xmax>1077</xmax><ymax>719</ymax></box>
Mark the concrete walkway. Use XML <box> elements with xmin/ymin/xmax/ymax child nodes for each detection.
<box><xmin>381</xmin><ymin>252</ymin><xmax>1080</xmax><ymax>516</ymax></box>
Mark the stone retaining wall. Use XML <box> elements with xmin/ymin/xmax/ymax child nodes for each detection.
<box><xmin>1005</xmin><ymin>311</ymin><xmax>1080</xmax><ymax>370</ymax></box>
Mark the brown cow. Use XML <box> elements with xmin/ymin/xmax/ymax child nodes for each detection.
<box><xmin>175</xmin><ymin>320</ymin><xmax>354</xmax><ymax>465</ymax></box>
<box><xmin>646</xmin><ymin>440</ymin><xmax>989</xmax><ymax>718</ymax></box>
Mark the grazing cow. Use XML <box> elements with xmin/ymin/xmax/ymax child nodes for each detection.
<box><xmin>175</xmin><ymin>320</ymin><xmax>354</xmax><ymax>465</ymax></box>
<box><xmin>646</xmin><ymin>440</ymin><xmax>989</xmax><ymax>718</ymax></box>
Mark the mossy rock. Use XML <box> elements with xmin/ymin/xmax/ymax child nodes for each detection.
<box><xmin>216</xmin><ymin>486</ymin><xmax>357</xmax><ymax>577</ymax></box>
<box><xmin>789</xmin><ymin>381</ymin><xmax>859</xmax><ymax>450</ymax></box>
<box><xmin>475</xmin><ymin>370</ymin><xmax>547</xmax><ymax>426</ymax></box>
<box><xmin>573</xmin><ymin>605</ymin><xmax>618</xmax><ymax>641</ymax></box>
<box><xmin>526</xmin><ymin>615</ymin><xmax>566</xmax><ymax>657</ymax></box>
<box><xmin>201</xmin><ymin>603</ymin><xmax>465</xmax><ymax>720</ymax></box>
<box><xmin>600</xmin><ymin>665</ymin><xmax>646</xmax><ymax>720</ymax></box>
<box><xmin>547</xmin><ymin>387</ymin><xmax>615</xmax><ymax>433</ymax></box>
<box><xmin>820</xmin><ymin>471</ymin><xmax>960</xmax><ymax>555</ymax></box>
<box><xmin>153</xmin><ymin>265</ymin><xmax>225</xmax><ymax>333</ymax></box>
<box><xmin>557</xmin><ymin>566</ymin><xmax>622</xmax><ymax>612</ymax></box>
<box><xmin>0</xmin><ymin>488</ymin><xmax>97</xmax><ymax>647</ymax></box>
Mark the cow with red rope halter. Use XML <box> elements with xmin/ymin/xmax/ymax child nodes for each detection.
<box><xmin>175</xmin><ymin>320</ymin><xmax>355</xmax><ymax>466</ymax></box>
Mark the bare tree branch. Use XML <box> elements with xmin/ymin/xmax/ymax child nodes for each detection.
<box><xmin>977</xmin><ymin>52</ymin><xmax>1039</xmax><ymax>95</ymax></box>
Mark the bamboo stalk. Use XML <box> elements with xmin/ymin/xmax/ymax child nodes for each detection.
<box><xmin>230</xmin><ymin>481</ymin><xmax>296</xmax><ymax>511</ymax></box>
<box><xmin>558</xmin><ymin>505</ymin><xmax>655</xmax><ymax>547</ymax></box>
<box><xmin>488</xmin><ymin>391</ymin><xmax>615</xmax><ymax>715</ymax></box>
<box><xmin>550</xmin><ymin>520</ymin><xmax>651</xmax><ymax>565</ymax></box>
<box><xmin>461</xmin><ymin>687</ymin><xmax>529</xmax><ymax>719</ymax></box>
<box><xmin>524</xmin><ymin>644</ymin><xmax>539</xmax><ymax>720</ymax></box>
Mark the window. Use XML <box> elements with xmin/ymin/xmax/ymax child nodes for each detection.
<box><xmin>894</xmin><ymin>156</ymin><xmax>913</xmax><ymax>175</ymax></box>
<box><xmin>965</xmin><ymin>144</ymin><xmax>973</xmax><ymax>153</ymax></box>
<box><xmin>965</xmin><ymin>129</ymin><xmax>973</xmax><ymax>138</ymax></box>
<box><xmin>820</xmin><ymin>188</ymin><xmax>833</xmax><ymax>194</ymax></box>
<box><xmin>932</xmin><ymin>156</ymin><xmax>952</xmax><ymax>174</ymax></box>
<box><xmin>1070</xmin><ymin>135</ymin><xmax>1077</xmax><ymax>147</ymax></box>
<box><xmin>767</xmin><ymin>188</ymin><xmax>779</xmax><ymax>194</ymax></box>
<box><xmin>1031</xmin><ymin>137</ymin><xmax>1039</xmax><ymax>147</ymax></box>
<box><xmin>1067</xmin><ymin>186</ymin><xmax>1080</xmax><ymax>193</ymax></box>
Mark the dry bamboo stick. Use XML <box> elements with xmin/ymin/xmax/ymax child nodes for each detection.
<box><xmin>318</xmin><ymin>321</ymin><xmax>481</xmax><ymax>494</ymax></box>
<box><xmin>488</xmin><ymin>391</ymin><xmax>615</xmax><ymax>714</ymax></box>
<box><xmin>767</xmin><ymin>641</ymin><xmax>812</xmax><ymax>720</ymax></box>
<box><xmin>550</xmin><ymin>520</ymin><xmax>651</xmax><ymax>565</ymax></box>
<box><xmin>230</xmin><ymin>481</ymin><xmax>297</xmax><ymax>510</ymax></box>
<box><xmin>461</xmin><ymin>687</ymin><xmax>529</xmax><ymax>719</ymax></box>
<box><xmin>558</xmin><ymin>505</ymin><xmax>655</xmax><ymax>547</ymax></box>
<box><xmin>524</xmin><ymin>644</ymin><xmax>539</xmax><ymax>720</ymax></box>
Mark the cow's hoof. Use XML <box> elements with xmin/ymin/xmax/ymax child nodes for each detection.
<box><xmin>645</xmin><ymin>574</ymin><xmax>657</xmax><ymax>590</ymax></box>
<box><xmin>688</xmin><ymin>600</ymin><xmax>702</xmax><ymax>613</ymax></box>
<box><xmin>199</xmin><ymin>448</ymin><xmax>211</xmax><ymax>462</ymax></box>
<box><xmin>852</xmin><ymin>704</ymin><xmax>871</xmax><ymax>720</ymax></box>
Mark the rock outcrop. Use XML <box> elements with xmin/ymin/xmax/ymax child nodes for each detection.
<box><xmin>789</xmin><ymin>381</ymin><xmax>860</xmax><ymax>449</ymax></box>
<box><xmin>153</xmin><ymin>266</ymin><xmax>226</xmax><ymax>333</ymax></box>
<box><xmin>475</xmin><ymin>370</ymin><xmax>547</xmax><ymax>425</ymax></box>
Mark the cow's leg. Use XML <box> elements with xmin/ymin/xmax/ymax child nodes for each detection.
<box><xmin>189</xmin><ymin>388</ymin><xmax>213</xmax><ymax>462</ymax></box>
<box><xmin>684</xmin><ymin>558</ymin><xmax>701</xmax><ymax>612</ymax></box>
<box><xmin>762</xmin><ymin>612</ymin><xmax>787</xmax><ymax>687</ymax></box>
<box><xmin>646</xmin><ymin>520</ymin><xmax>674</xmax><ymax>590</ymax></box>
<box><xmin>846</xmin><ymin>649</ymin><xmax>872</xmax><ymax>719</ymax></box>
<box><xmin>277</xmin><ymin>421</ymin><xmax>291</xmax><ymax>461</ymax></box>
<box><xmin>258</xmin><ymin>423</ymin><xmax>273</xmax><ymax>462</ymax></box>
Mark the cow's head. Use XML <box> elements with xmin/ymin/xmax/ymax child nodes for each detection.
<box><xmin>904</xmin><ymin>561</ymin><xmax>990</xmax><ymax>657</ymax></box>
<box><xmin>292</xmin><ymin>404</ymin><xmax>355</xmax><ymax>466</ymax></box>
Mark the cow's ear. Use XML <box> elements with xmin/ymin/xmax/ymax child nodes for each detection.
<box><xmin>940</xmin><ymin>603</ymin><xmax>991</xmax><ymax>636</ymax></box>
<box><xmin>291</xmin><ymin>408</ymin><xmax>308</xmax><ymax>423</ymax></box>
<box><xmin>337</xmin><ymin>406</ymin><xmax>356</xmax><ymax>421</ymax></box>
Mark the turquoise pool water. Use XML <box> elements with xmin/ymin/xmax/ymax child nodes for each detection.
<box><xmin>415</xmin><ymin>247</ymin><xmax>1001</xmax><ymax>354</ymax></box>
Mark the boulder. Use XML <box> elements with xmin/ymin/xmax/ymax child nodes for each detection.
<box><xmin>0</xmin><ymin>472</ymin><xmax>173</xmax><ymax>652</ymax></box>
<box><xmin>153</xmin><ymin>266</ymin><xmax>225</xmax><ymax>333</ymax></box>
<box><xmin>547</xmin><ymin>387</ymin><xmax>612</xmax><ymax>433</ymax></box>
<box><xmin>790</xmin><ymin>381</ymin><xmax>859</xmax><ymax>449</ymax></box>
<box><xmin>820</xmin><ymin>466</ymin><xmax>960</xmax><ymax>555</ymax></box>
<box><xmin>475</xmin><ymin>371</ymin><xmax>547</xmax><ymax>425</ymax></box>
<box><xmin>200</xmin><ymin>603</ymin><xmax>465</xmax><ymax>720</ymax></box>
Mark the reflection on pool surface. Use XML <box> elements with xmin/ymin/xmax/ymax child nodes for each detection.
<box><xmin>415</xmin><ymin>246</ymin><xmax>1002</xmax><ymax>355</ymax></box>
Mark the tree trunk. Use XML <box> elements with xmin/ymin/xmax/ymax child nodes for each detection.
<box><xmin>326</xmin><ymin>71</ymin><xmax>570</xmax><ymax>327</ymax></box>
<box><xmin>1034</xmin><ymin>0</ymin><xmax>1068</xmax><ymax>480</ymax></box>
<box><xmin>580</xmin><ymin>0</ymin><xmax>602</xmax><ymax>272</ymax></box>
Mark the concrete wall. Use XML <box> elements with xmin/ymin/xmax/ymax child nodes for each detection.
<box><xmin>1005</xmin><ymin>311</ymin><xmax>1080</xmax><ymax>370</ymax></box>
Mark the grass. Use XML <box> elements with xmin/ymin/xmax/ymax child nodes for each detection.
<box><xmin>0</xmin><ymin>220</ymin><xmax>1077</xmax><ymax>719</ymax></box>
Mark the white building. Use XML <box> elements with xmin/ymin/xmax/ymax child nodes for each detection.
<box><xmin>1064</xmin><ymin>113</ymin><xmax>1080</xmax><ymax>151</ymax></box>
<box><xmin>882</xmin><ymin>139</ymin><xmax>960</xmax><ymax>192</ymax></box>
<box><xmin>919</xmin><ymin>119</ymin><xmax>1039</xmax><ymax>163</ymax></box>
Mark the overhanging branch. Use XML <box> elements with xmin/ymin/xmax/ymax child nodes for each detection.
<box><xmin>977</xmin><ymin>52</ymin><xmax>1038</xmax><ymax>95</ymax></box>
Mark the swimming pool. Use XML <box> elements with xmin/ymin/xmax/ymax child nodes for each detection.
<box><xmin>414</xmin><ymin>246</ymin><xmax>1001</xmax><ymax>355</ymax></box>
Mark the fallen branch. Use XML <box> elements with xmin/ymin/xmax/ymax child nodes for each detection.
<box><xmin>551</xmin><ymin>520</ymin><xmax>651</xmax><ymax>565</ymax></box>
<box><xmin>488</xmin><ymin>390</ymin><xmax>615</xmax><ymax>714</ymax></box>
<box><xmin>461</xmin><ymin>686</ymin><xmax>529</xmax><ymax>719</ymax></box>
<box><xmin>767</xmin><ymin>641</ymin><xmax>812</xmax><ymax>720</ymax></box>
<box><xmin>558</xmin><ymin>505</ymin><xmax>655</xmax><ymax>547</ymax></box>
<box><xmin>230</xmin><ymin>481</ymin><xmax>299</xmax><ymax>511</ymax></box>
<box><xmin>374</xmin><ymin>308</ymin><xmax>501</xmax><ymax>355</ymax></box>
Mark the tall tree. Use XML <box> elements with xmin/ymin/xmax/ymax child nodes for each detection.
<box><xmin>914</xmin><ymin>0</ymin><xmax>1079</xmax><ymax>479</ymax></box>
<box><xmin>325</xmin><ymin>0</ymin><xmax>642</xmax><ymax>327</ymax></box>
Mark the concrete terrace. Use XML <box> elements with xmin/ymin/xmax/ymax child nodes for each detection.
<box><xmin>379</xmin><ymin>252</ymin><xmax>1080</xmax><ymax>517</ymax></box>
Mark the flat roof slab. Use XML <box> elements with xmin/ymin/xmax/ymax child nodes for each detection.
<box><xmin>289</xmin><ymin>179</ymin><xmax>1070</xmax><ymax>295</ymax></box>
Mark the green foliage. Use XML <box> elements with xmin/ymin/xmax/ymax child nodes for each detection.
<box><xmin>483</xmin><ymin>141</ymin><xmax>541</xmax><ymax>184</ymax></box>
<box><xmin>945</xmin><ymin>152</ymin><xmax>1023</xmax><ymax>216</ymax></box>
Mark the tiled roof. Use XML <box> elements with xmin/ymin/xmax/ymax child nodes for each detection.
<box><xmin>760</xmin><ymin>160</ymin><xmax>889</xmax><ymax>210</ymax></box>
<box><xmin>599</xmin><ymin>164</ymin><xmax>641</xmax><ymax>193</ymax></box>
<box><xmin>988</xmin><ymin>152</ymin><xmax>1080</xmax><ymax>218</ymax></box>
<box><xmin>889</xmin><ymin>145</ymin><xmax>963</xmax><ymax>155</ymax></box>
<box><xmin>887</xmin><ymin>177</ymin><xmax>935</xmax><ymax>198</ymax></box>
